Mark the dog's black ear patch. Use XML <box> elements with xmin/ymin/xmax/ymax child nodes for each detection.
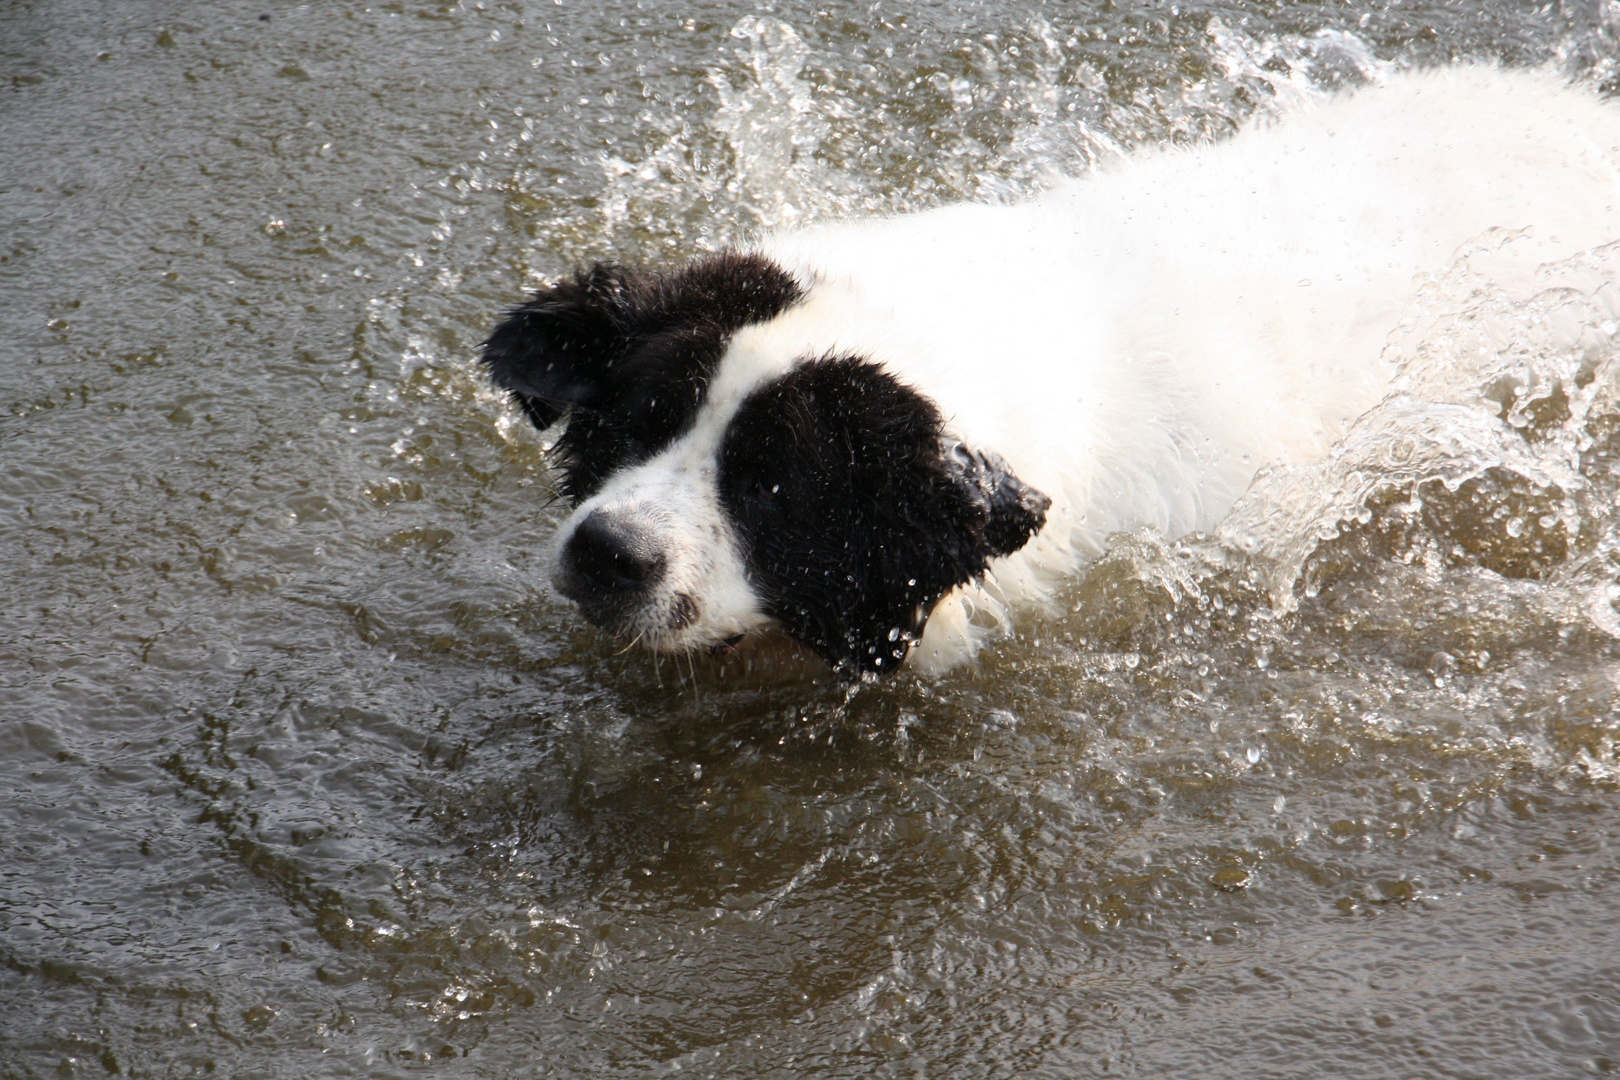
<box><xmin>481</xmin><ymin>253</ymin><xmax>802</xmax><ymax>501</ymax></box>
<box><xmin>480</xmin><ymin>263</ymin><xmax>639</xmax><ymax>429</ymax></box>
<box><xmin>719</xmin><ymin>356</ymin><xmax>1050</xmax><ymax>679</ymax></box>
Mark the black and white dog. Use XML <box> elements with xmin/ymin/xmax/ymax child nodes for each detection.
<box><xmin>483</xmin><ymin>67</ymin><xmax>1620</xmax><ymax>679</ymax></box>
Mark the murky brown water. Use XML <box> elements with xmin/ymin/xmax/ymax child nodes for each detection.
<box><xmin>4</xmin><ymin>2</ymin><xmax>1620</xmax><ymax>1076</ymax></box>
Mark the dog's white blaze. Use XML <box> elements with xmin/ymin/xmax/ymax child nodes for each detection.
<box><xmin>557</xmin><ymin>431</ymin><xmax>765</xmax><ymax>650</ymax></box>
<box><xmin>554</xmin><ymin>66</ymin><xmax>1620</xmax><ymax>673</ymax></box>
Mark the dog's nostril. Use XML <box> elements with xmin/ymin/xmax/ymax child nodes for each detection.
<box><xmin>564</xmin><ymin>509</ymin><xmax>667</xmax><ymax>593</ymax></box>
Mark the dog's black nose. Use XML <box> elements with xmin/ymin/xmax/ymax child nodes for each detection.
<box><xmin>557</xmin><ymin>509</ymin><xmax>667</xmax><ymax>602</ymax></box>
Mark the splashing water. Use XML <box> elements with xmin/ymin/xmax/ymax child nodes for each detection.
<box><xmin>1142</xmin><ymin>234</ymin><xmax>1620</xmax><ymax>628</ymax></box>
<box><xmin>587</xmin><ymin>16</ymin><xmax>1405</xmax><ymax>264</ymax></box>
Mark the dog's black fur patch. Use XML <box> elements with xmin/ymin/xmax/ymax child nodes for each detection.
<box><xmin>481</xmin><ymin>252</ymin><xmax>802</xmax><ymax>501</ymax></box>
<box><xmin>718</xmin><ymin>356</ymin><xmax>1051</xmax><ymax>677</ymax></box>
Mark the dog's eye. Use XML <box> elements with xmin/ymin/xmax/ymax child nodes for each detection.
<box><xmin>753</xmin><ymin>479</ymin><xmax>780</xmax><ymax>503</ymax></box>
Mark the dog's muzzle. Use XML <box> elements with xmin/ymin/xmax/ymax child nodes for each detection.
<box><xmin>554</xmin><ymin>508</ymin><xmax>668</xmax><ymax>631</ymax></box>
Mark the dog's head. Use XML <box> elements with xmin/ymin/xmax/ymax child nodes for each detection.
<box><xmin>482</xmin><ymin>252</ymin><xmax>1049</xmax><ymax>678</ymax></box>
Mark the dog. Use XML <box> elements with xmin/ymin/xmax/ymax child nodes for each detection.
<box><xmin>482</xmin><ymin>66</ymin><xmax>1620</xmax><ymax>679</ymax></box>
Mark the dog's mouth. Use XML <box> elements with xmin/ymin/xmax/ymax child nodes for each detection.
<box><xmin>565</xmin><ymin>587</ymin><xmax>706</xmax><ymax>645</ymax></box>
<box><xmin>709</xmin><ymin>633</ymin><xmax>745</xmax><ymax>657</ymax></box>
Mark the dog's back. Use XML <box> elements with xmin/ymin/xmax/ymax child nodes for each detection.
<box><xmin>747</xmin><ymin>66</ymin><xmax>1620</xmax><ymax>669</ymax></box>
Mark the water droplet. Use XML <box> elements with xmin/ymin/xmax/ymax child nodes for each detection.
<box><xmin>1246</xmin><ymin>746</ymin><xmax>1262</xmax><ymax>764</ymax></box>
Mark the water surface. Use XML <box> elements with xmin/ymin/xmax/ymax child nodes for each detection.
<box><xmin>4</xmin><ymin>1</ymin><xmax>1620</xmax><ymax>1076</ymax></box>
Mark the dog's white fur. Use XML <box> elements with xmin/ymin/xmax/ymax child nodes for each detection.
<box><xmin>558</xmin><ymin>66</ymin><xmax>1620</xmax><ymax>673</ymax></box>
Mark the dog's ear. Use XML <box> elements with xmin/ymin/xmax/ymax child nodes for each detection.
<box><xmin>940</xmin><ymin>442</ymin><xmax>1051</xmax><ymax>559</ymax></box>
<box><xmin>480</xmin><ymin>263</ymin><xmax>647</xmax><ymax>430</ymax></box>
<box><xmin>718</xmin><ymin>356</ymin><xmax>1050</xmax><ymax>678</ymax></box>
<box><xmin>482</xmin><ymin>254</ymin><xmax>804</xmax><ymax>437</ymax></box>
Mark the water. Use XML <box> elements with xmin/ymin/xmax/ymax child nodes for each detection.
<box><xmin>4</xmin><ymin>1</ymin><xmax>1620</xmax><ymax>1076</ymax></box>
